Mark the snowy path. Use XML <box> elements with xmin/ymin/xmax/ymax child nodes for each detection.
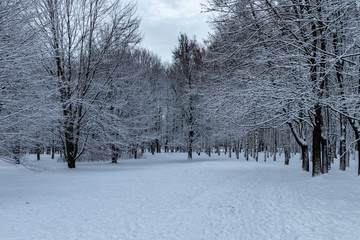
<box><xmin>1</xmin><ymin>153</ymin><xmax>359</xmax><ymax>240</ymax></box>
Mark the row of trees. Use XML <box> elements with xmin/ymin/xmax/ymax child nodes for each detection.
<box><xmin>202</xmin><ymin>0</ymin><xmax>360</xmax><ymax>176</ymax></box>
<box><xmin>0</xmin><ymin>0</ymin><xmax>205</xmax><ymax>168</ymax></box>
<box><xmin>0</xmin><ymin>0</ymin><xmax>162</xmax><ymax>167</ymax></box>
<box><xmin>1</xmin><ymin>0</ymin><xmax>360</xmax><ymax>176</ymax></box>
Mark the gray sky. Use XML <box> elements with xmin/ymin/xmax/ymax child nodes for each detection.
<box><xmin>136</xmin><ymin>0</ymin><xmax>211</xmax><ymax>63</ymax></box>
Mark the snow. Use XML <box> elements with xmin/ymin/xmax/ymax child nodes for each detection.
<box><xmin>1</xmin><ymin>153</ymin><xmax>360</xmax><ymax>240</ymax></box>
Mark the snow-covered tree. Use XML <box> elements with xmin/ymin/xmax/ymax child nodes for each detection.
<box><xmin>0</xmin><ymin>0</ymin><xmax>53</xmax><ymax>163</ymax></box>
<box><xmin>33</xmin><ymin>0</ymin><xmax>141</xmax><ymax>168</ymax></box>
<box><xmin>204</xmin><ymin>0</ymin><xmax>360</xmax><ymax>175</ymax></box>
<box><xmin>169</xmin><ymin>33</ymin><xmax>204</xmax><ymax>159</ymax></box>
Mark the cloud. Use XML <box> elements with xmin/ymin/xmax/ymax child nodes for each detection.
<box><xmin>136</xmin><ymin>0</ymin><xmax>211</xmax><ymax>62</ymax></box>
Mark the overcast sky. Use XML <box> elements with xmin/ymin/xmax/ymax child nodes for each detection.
<box><xmin>136</xmin><ymin>0</ymin><xmax>211</xmax><ymax>63</ymax></box>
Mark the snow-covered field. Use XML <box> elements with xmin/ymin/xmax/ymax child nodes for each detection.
<box><xmin>1</xmin><ymin>153</ymin><xmax>359</xmax><ymax>240</ymax></box>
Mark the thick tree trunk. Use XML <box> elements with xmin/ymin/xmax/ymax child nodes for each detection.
<box><xmin>64</xmin><ymin>136</ymin><xmax>77</xmax><ymax>168</ymax></box>
<box><xmin>312</xmin><ymin>106</ymin><xmax>322</xmax><ymax>177</ymax></box>
<box><xmin>111</xmin><ymin>145</ymin><xmax>118</xmax><ymax>164</ymax></box>
<box><xmin>301</xmin><ymin>145</ymin><xmax>310</xmax><ymax>172</ymax></box>
<box><xmin>112</xmin><ymin>157</ymin><xmax>118</xmax><ymax>164</ymax></box>
<box><xmin>67</xmin><ymin>155</ymin><xmax>76</xmax><ymax>168</ymax></box>
<box><xmin>156</xmin><ymin>139</ymin><xmax>161</xmax><ymax>153</ymax></box>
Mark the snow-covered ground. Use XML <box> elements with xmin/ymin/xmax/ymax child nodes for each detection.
<box><xmin>1</xmin><ymin>153</ymin><xmax>359</xmax><ymax>240</ymax></box>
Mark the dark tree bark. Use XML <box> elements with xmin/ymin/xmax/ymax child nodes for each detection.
<box><xmin>312</xmin><ymin>106</ymin><xmax>323</xmax><ymax>176</ymax></box>
<box><xmin>339</xmin><ymin>115</ymin><xmax>347</xmax><ymax>171</ymax></box>
<box><xmin>321</xmin><ymin>137</ymin><xmax>328</xmax><ymax>174</ymax></box>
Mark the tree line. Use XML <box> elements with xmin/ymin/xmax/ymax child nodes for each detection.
<box><xmin>1</xmin><ymin>0</ymin><xmax>360</xmax><ymax>176</ymax></box>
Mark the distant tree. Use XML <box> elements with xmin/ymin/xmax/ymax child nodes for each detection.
<box><xmin>170</xmin><ymin>34</ymin><xmax>204</xmax><ymax>159</ymax></box>
<box><xmin>93</xmin><ymin>48</ymin><xmax>168</xmax><ymax>162</ymax></box>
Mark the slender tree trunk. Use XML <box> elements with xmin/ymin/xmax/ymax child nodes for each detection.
<box><xmin>264</xmin><ymin>146</ymin><xmax>267</xmax><ymax>162</ymax></box>
<box><xmin>188</xmin><ymin>130</ymin><xmax>194</xmax><ymax>159</ymax></box>
<box><xmin>358</xmin><ymin>142</ymin><xmax>360</xmax><ymax>176</ymax></box>
<box><xmin>51</xmin><ymin>141</ymin><xmax>55</xmax><ymax>159</ymax></box>
<box><xmin>340</xmin><ymin>115</ymin><xmax>347</xmax><ymax>171</ymax></box>
<box><xmin>36</xmin><ymin>147</ymin><xmax>41</xmax><ymax>161</ymax></box>
<box><xmin>349</xmin><ymin>120</ymin><xmax>360</xmax><ymax>176</ymax></box>
<box><xmin>255</xmin><ymin>130</ymin><xmax>259</xmax><ymax>162</ymax></box>
<box><xmin>206</xmin><ymin>141</ymin><xmax>211</xmax><ymax>157</ymax></box>
<box><xmin>228</xmin><ymin>141</ymin><xmax>232</xmax><ymax>158</ymax></box>
<box><xmin>321</xmin><ymin>137</ymin><xmax>328</xmax><ymax>174</ymax></box>
<box><xmin>156</xmin><ymin>139</ymin><xmax>161</xmax><ymax>153</ymax></box>
<box><xmin>236</xmin><ymin>140</ymin><xmax>240</xmax><ymax>160</ymax></box>
<box><xmin>284</xmin><ymin>147</ymin><xmax>290</xmax><ymax>165</ymax></box>
<box><xmin>273</xmin><ymin>131</ymin><xmax>277</xmax><ymax>161</ymax></box>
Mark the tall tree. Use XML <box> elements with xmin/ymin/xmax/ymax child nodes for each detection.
<box><xmin>0</xmin><ymin>0</ymin><xmax>51</xmax><ymax>163</ymax></box>
<box><xmin>34</xmin><ymin>0</ymin><xmax>141</xmax><ymax>168</ymax></box>
<box><xmin>170</xmin><ymin>34</ymin><xmax>203</xmax><ymax>159</ymax></box>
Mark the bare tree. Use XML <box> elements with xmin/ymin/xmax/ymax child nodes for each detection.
<box><xmin>34</xmin><ymin>0</ymin><xmax>141</xmax><ymax>168</ymax></box>
<box><xmin>170</xmin><ymin>33</ymin><xmax>203</xmax><ymax>159</ymax></box>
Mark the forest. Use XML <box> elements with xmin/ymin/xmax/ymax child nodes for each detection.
<box><xmin>1</xmin><ymin>0</ymin><xmax>360</xmax><ymax>177</ymax></box>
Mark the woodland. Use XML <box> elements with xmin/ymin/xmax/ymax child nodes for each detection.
<box><xmin>1</xmin><ymin>0</ymin><xmax>360</xmax><ymax>177</ymax></box>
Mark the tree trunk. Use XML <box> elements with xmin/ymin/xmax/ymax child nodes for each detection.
<box><xmin>255</xmin><ymin>130</ymin><xmax>259</xmax><ymax>162</ymax></box>
<box><xmin>301</xmin><ymin>145</ymin><xmax>310</xmax><ymax>172</ymax></box>
<box><xmin>111</xmin><ymin>145</ymin><xmax>118</xmax><ymax>164</ymax></box>
<box><xmin>340</xmin><ymin>115</ymin><xmax>347</xmax><ymax>171</ymax></box>
<box><xmin>312</xmin><ymin>106</ymin><xmax>322</xmax><ymax>177</ymax></box>
<box><xmin>224</xmin><ymin>140</ymin><xmax>227</xmax><ymax>155</ymax></box>
<box><xmin>236</xmin><ymin>140</ymin><xmax>240</xmax><ymax>160</ymax></box>
<box><xmin>156</xmin><ymin>139</ymin><xmax>161</xmax><ymax>153</ymax></box>
<box><xmin>350</xmin><ymin>122</ymin><xmax>360</xmax><ymax>176</ymax></box>
<box><xmin>36</xmin><ymin>149</ymin><xmax>41</xmax><ymax>161</ymax></box>
<box><xmin>321</xmin><ymin>137</ymin><xmax>328</xmax><ymax>174</ymax></box>
<box><xmin>188</xmin><ymin>130</ymin><xmax>194</xmax><ymax>159</ymax></box>
<box><xmin>65</xmin><ymin>137</ymin><xmax>77</xmax><ymax>168</ymax></box>
<box><xmin>51</xmin><ymin>143</ymin><xmax>55</xmax><ymax>159</ymax></box>
<box><xmin>358</xmin><ymin>142</ymin><xmax>360</xmax><ymax>176</ymax></box>
<box><xmin>264</xmin><ymin>147</ymin><xmax>267</xmax><ymax>162</ymax></box>
<box><xmin>150</xmin><ymin>143</ymin><xmax>155</xmax><ymax>155</ymax></box>
<box><xmin>228</xmin><ymin>141</ymin><xmax>231</xmax><ymax>158</ymax></box>
<box><xmin>284</xmin><ymin>147</ymin><xmax>290</xmax><ymax>165</ymax></box>
<box><xmin>67</xmin><ymin>155</ymin><xmax>76</xmax><ymax>168</ymax></box>
<box><xmin>287</xmin><ymin>122</ymin><xmax>309</xmax><ymax>171</ymax></box>
<box><xmin>273</xmin><ymin>129</ymin><xmax>277</xmax><ymax>161</ymax></box>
